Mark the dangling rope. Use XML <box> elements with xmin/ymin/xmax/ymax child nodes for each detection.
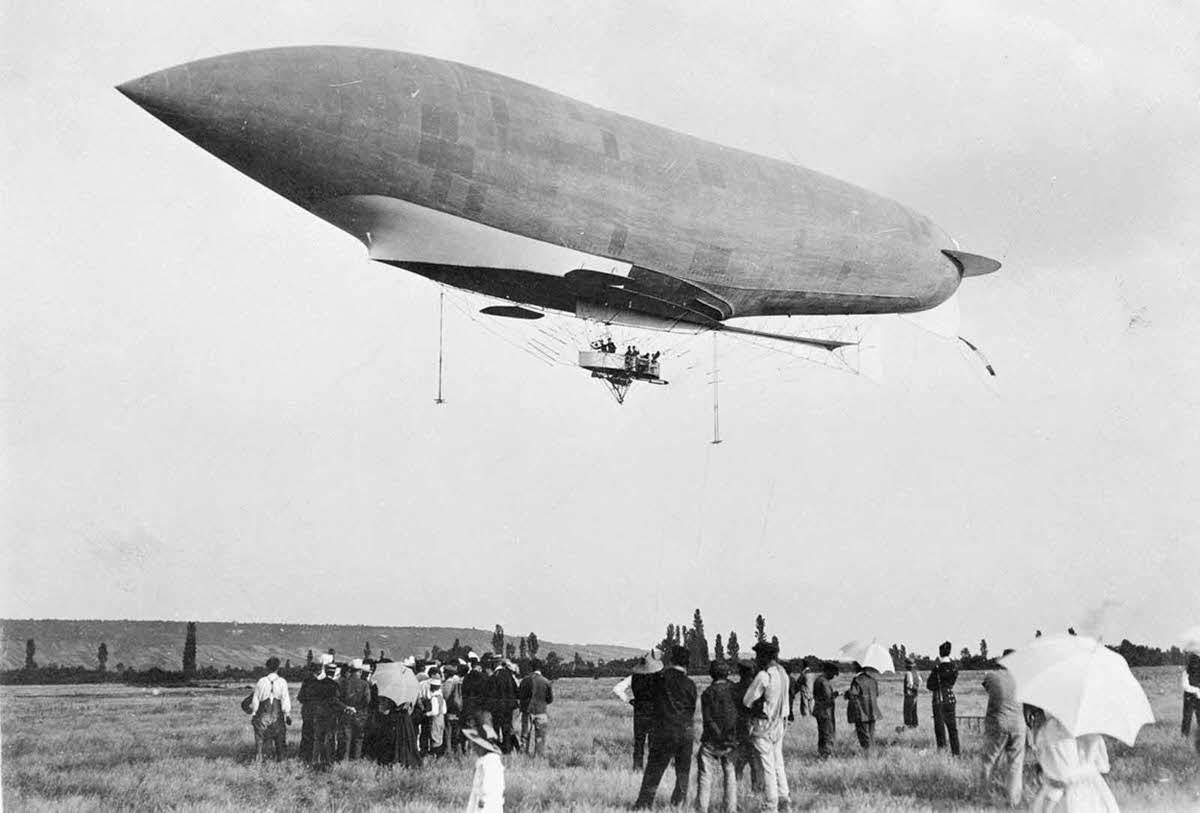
<box><xmin>710</xmin><ymin>332</ymin><xmax>722</xmax><ymax>445</ymax></box>
<box><xmin>435</xmin><ymin>287</ymin><xmax>446</xmax><ymax>404</ymax></box>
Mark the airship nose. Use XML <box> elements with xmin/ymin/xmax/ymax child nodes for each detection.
<box><xmin>116</xmin><ymin>48</ymin><xmax>365</xmax><ymax>204</ymax></box>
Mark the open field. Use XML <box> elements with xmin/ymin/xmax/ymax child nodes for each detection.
<box><xmin>2</xmin><ymin>668</ymin><xmax>1198</xmax><ymax>811</ymax></box>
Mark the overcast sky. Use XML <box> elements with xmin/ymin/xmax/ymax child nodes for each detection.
<box><xmin>3</xmin><ymin>1</ymin><xmax>1198</xmax><ymax>658</ymax></box>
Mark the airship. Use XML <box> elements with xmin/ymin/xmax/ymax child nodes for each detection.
<box><xmin>118</xmin><ymin>47</ymin><xmax>998</xmax><ymax>398</ymax></box>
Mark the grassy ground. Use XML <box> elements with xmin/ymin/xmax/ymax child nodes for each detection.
<box><xmin>2</xmin><ymin>668</ymin><xmax>1197</xmax><ymax>811</ymax></box>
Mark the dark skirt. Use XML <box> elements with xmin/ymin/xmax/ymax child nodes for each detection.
<box><xmin>369</xmin><ymin>704</ymin><xmax>422</xmax><ymax>768</ymax></box>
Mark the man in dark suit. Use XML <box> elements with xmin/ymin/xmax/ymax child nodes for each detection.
<box><xmin>486</xmin><ymin>656</ymin><xmax>520</xmax><ymax>753</ymax></box>
<box><xmin>517</xmin><ymin>658</ymin><xmax>554</xmax><ymax>757</ymax></box>
<box><xmin>812</xmin><ymin>662</ymin><xmax>839</xmax><ymax>758</ymax></box>
<box><xmin>845</xmin><ymin>662</ymin><xmax>881</xmax><ymax>751</ymax></box>
<box><xmin>927</xmin><ymin>641</ymin><xmax>961</xmax><ymax>755</ymax></box>
<box><xmin>633</xmin><ymin>645</ymin><xmax>697</xmax><ymax>809</ymax></box>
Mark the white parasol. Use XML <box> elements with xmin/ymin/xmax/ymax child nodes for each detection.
<box><xmin>836</xmin><ymin>639</ymin><xmax>895</xmax><ymax>674</ymax></box>
<box><xmin>999</xmin><ymin>634</ymin><xmax>1154</xmax><ymax>745</ymax></box>
<box><xmin>371</xmin><ymin>661</ymin><xmax>419</xmax><ymax>706</ymax></box>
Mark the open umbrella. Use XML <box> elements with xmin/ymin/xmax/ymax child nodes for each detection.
<box><xmin>999</xmin><ymin>634</ymin><xmax>1154</xmax><ymax>745</ymax></box>
<box><xmin>836</xmin><ymin>639</ymin><xmax>895</xmax><ymax>674</ymax></box>
<box><xmin>371</xmin><ymin>661</ymin><xmax>419</xmax><ymax>706</ymax></box>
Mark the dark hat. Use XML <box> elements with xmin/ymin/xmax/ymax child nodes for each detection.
<box><xmin>265</xmin><ymin>656</ymin><xmax>281</xmax><ymax>671</ymax></box>
<box><xmin>529</xmin><ymin>657</ymin><xmax>543</xmax><ymax>672</ymax></box>
<box><xmin>823</xmin><ymin>661</ymin><xmax>840</xmax><ymax>675</ymax></box>
<box><xmin>669</xmin><ymin>645</ymin><xmax>691</xmax><ymax>668</ymax></box>
<box><xmin>938</xmin><ymin>641</ymin><xmax>953</xmax><ymax>657</ymax></box>
<box><xmin>752</xmin><ymin>639</ymin><xmax>779</xmax><ymax>658</ymax></box>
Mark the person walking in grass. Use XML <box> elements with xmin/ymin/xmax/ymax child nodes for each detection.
<box><xmin>517</xmin><ymin>658</ymin><xmax>553</xmax><ymax>758</ymax></box>
<box><xmin>845</xmin><ymin>662</ymin><xmax>881</xmax><ymax>752</ymax></box>
<box><xmin>742</xmin><ymin>639</ymin><xmax>792</xmax><ymax>812</ymax></box>
<box><xmin>633</xmin><ymin>644</ymin><xmax>697</xmax><ymax>810</ymax></box>
<box><xmin>902</xmin><ymin>658</ymin><xmax>920</xmax><ymax>728</ymax></box>
<box><xmin>696</xmin><ymin>660</ymin><xmax>739</xmax><ymax>813</ymax></box>
<box><xmin>928</xmin><ymin>641</ymin><xmax>961</xmax><ymax>756</ymax></box>
<box><xmin>249</xmin><ymin>656</ymin><xmax>291</xmax><ymax>762</ymax></box>
<box><xmin>977</xmin><ymin>651</ymin><xmax>1025</xmax><ymax>807</ymax></box>
<box><xmin>812</xmin><ymin>661</ymin><xmax>840</xmax><ymax>758</ymax></box>
<box><xmin>463</xmin><ymin>723</ymin><xmax>506</xmax><ymax>812</ymax></box>
<box><xmin>463</xmin><ymin>652</ymin><xmax>490</xmax><ymax>730</ymax></box>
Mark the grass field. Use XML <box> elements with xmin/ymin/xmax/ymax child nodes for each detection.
<box><xmin>2</xmin><ymin>668</ymin><xmax>1198</xmax><ymax>811</ymax></box>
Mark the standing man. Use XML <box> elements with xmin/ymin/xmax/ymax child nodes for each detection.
<box><xmin>488</xmin><ymin>657</ymin><xmax>520</xmax><ymax>753</ymax></box>
<box><xmin>902</xmin><ymin>658</ymin><xmax>920</xmax><ymax>729</ymax></box>
<box><xmin>1182</xmin><ymin>651</ymin><xmax>1200</xmax><ymax>739</ymax></box>
<box><xmin>442</xmin><ymin>660</ymin><xmax>466</xmax><ymax>754</ymax></box>
<box><xmin>462</xmin><ymin>652</ymin><xmax>489</xmax><ymax>730</ymax></box>
<box><xmin>928</xmin><ymin>641</ymin><xmax>961</xmax><ymax>756</ymax></box>
<box><xmin>696</xmin><ymin>661</ymin><xmax>739</xmax><ymax>813</ymax></box>
<box><xmin>613</xmin><ymin>651</ymin><xmax>662</xmax><ymax>770</ymax></box>
<box><xmin>338</xmin><ymin>658</ymin><xmax>372</xmax><ymax>760</ymax></box>
<box><xmin>296</xmin><ymin>657</ymin><xmax>325</xmax><ymax>763</ymax></box>
<box><xmin>845</xmin><ymin>663</ymin><xmax>881</xmax><ymax>752</ymax></box>
<box><xmin>978</xmin><ymin>651</ymin><xmax>1025</xmax><ymax>807</ymax></box>
<box><xmin>249</xmin><ymin>656</ymin><xmax>292</xmax><ymax>762</ymax></box>
<box><xmin>307</xmin><ymin>654</ymin><xmax>353</xmax><ymax>770</ymax></box>
<box><xmin>812</xmin><ymin>662</ymin><xmax>839</xmax><ymax>758</ymax></box>
<box><xmin>517</xmin><ymin>657</ymin><xmax>554</xmax><ymax>757</ymax></box>
<box><xmin>633</xmin><ymin>645</ymin><xmax>697</xmax><ymax>810</ymax></box>
<box><xmin>742</xmin><ymin>639</ymin><xmax>791</xmax><ymax>812</ymax></box>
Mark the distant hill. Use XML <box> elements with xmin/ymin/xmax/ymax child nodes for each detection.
<box><xmin>0</xmin><ymin>619</ymin><xmax>645</xmax><ymax>671</ymax></box>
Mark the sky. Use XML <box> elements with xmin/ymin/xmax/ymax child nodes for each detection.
<box><xmin>3</xmin><ymin>0</ymin><xmax>1198</xmax><ymax>659</ymax></box>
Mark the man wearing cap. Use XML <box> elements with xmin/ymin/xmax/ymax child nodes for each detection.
<box><xmin>613</xmin><ymin>651</ymin><xmax>662</xmax><ymax>770</ymax></box>
<box><xmin>927</xmin><ymin>641</ymin><xmax>961</xmax><ymax>756</ymax></box>
<box><xmin>305</xmin><ymin>654</ymin><xmax>355</xmax><ymax>769</ymax></box>
<box><xmin>697</xmin><ymin>660</ymin><xmax>740</xmax><ymax>813</ymax></box>
<box><xmin>338</xmin><ymin>659</ymin><xmax>372</xmax><ymax>761</ymax></box>
<box><xmin>978</xmin><ymin>651</ymin><xmax>1025</xmax><ymax>807</ymax></box>
<box><xmin>633</xmin><ymin>644</ymin><xmax>697</xmax><ymax>810</ymax></box>
<box><xmin>249</xmin><ymin>656</ymin><xmax>292</xmax><ymax>762</ymax></box>
<box><xmin>742</xmin><ymin>639</ymin><xmax>791</xmax><ymax>811</ymax></box>
<box><xmin>845</xmin><ymin>662</ymin><xmax>881</xmax><ymax>752</ymax></box>
<box><xmin>812</xmin><ymin>662</ymin><xmax>839</xmax><ymax>758</ymax></box>
<box><xmin>902</xmin><ymin>658</ymin><xmax>920</xmax><ymax>728</ymax></box>
<box><xmin>518</xmin><ymin>658</ymin><xmax>554</xmax><ymax>757</ymax></box>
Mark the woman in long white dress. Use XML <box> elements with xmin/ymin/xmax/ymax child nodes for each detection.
<box><xmin>1030</xmin><ymin>713</ymin><xmax>1119</xmax><ymax>812</ymax></box>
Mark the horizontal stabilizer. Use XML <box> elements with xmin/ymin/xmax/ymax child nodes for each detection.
<box><xmin>718</xmin><ymin>323</ymin><xmax>855</xmax><ymax>351</ymax></box>
<box><xmin>942</xmin><ymin>249</ymin><xmax>1001</xmax><ymax>277</ymax></box>
<box><xmin>480</xmin><ymin>305</ymin><xmax>544</xmax><ymax>320</ymax></box>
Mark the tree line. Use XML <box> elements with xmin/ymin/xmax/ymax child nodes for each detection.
<box><xmin>3</xmin><ymin>619</ymin><xmax>1189</xmax><ymax>686</ymax></box>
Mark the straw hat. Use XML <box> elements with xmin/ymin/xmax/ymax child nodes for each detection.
<box><xmin>462</xmin><ymin>723</ymin><xmax>501</xmax><ymax>754</ymax></box>
<box><xmin>631</xmin><ymin>651</ymin><xmax>663</xmax><ymax>675</ymax></box>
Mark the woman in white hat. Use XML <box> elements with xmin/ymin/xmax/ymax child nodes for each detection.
<box><xmin>463</xmin><ymin>724</ymin><xmax>505</xmax><ymax>812</ymax></box>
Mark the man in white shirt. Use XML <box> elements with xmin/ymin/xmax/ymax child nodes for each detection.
<box><xmin>742</xmin><ymin>640</ymin><xmax>791</xmax><ymax>812</ymax></box>
<box><xmin>250</xmin><ymin>656</ymin><xmax>292</xmax><ymax>762</ymax></box>
<box><xmin>1182</xmin><ymin>652</ymin><xmax>1200</xmax><ymax>740</ymax></box>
